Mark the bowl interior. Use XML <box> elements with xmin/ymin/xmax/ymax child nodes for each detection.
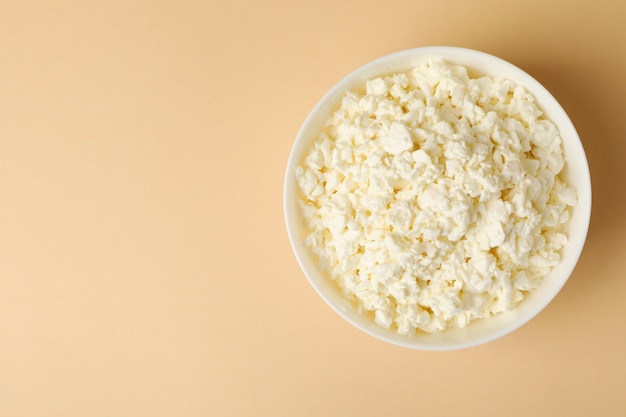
<box><xmin>284</xmin><ymin>47</ymin><xmax>592</xmax><ymax>350</ymax></box>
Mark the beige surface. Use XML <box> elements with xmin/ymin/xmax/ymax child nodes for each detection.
<box><xmin>0</xmin><ymin>1</ymin><xmax>624</xmax><ymax>416</ymax></box>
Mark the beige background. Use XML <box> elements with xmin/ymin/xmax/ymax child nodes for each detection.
<box><xmin>0</xmin><ymin>0</ymin><xmax>624</xmax><ymax>416</ymax></box>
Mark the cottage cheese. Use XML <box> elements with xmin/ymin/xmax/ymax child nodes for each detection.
<box><xmin>295</xmin><ymin>59</ymin><xmax>576</xmax><ymax>335</ymax></box>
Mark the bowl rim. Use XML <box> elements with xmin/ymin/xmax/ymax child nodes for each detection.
<box><xmin>284</xmin><ymin>46</ymin><xmax>592</xmax><ymax>350</ymax></box>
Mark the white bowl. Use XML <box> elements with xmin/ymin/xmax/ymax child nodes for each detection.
<box><xmin>284</xmin><ymin>46</ymin><xmax>592</xmax><ymax>350</ymax></box>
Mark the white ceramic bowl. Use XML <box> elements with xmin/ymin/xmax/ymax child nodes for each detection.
<box><xmin>284</xmin><ymin>46</ymin><xmax>591</xmax><ymax>350</ymax></box>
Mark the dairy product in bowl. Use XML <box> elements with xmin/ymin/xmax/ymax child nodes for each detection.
<box><xmin>294</xmin><ymin>59</ymin><xmax>577</xmax><ymax>336</ymax></box>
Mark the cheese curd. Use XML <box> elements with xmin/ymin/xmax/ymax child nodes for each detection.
<box><xmin>295</xmin><ymin>59</ymin><xmax>576</xmax><ymax>335</ymax></box>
